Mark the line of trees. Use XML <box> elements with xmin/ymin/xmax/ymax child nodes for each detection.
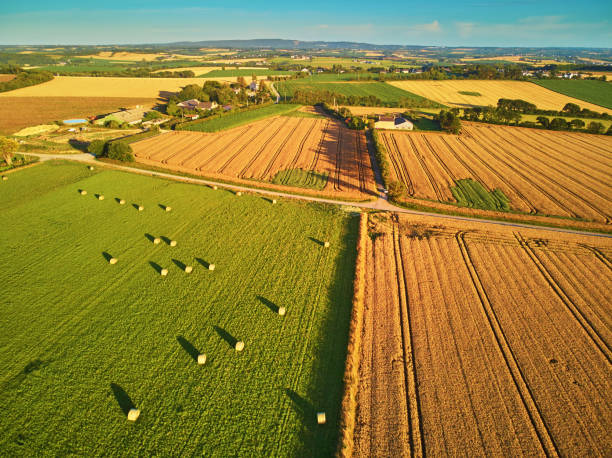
<box><xmin>288</xmin><ymin>89</ymin><xmax>440</xmax><ymax>108</ymax></box>
<box><xmin>0</xmin><ymin>69</ymin><xmax>53</xmax><ymax>93</ymax></box>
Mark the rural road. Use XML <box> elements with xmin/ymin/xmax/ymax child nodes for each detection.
<box><xmin>25</xmin><ymin>152</ymin><xmax>612</xmax><ymax>239</ymax></box>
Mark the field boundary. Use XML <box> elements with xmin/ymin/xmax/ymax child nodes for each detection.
<box><xmin>337</xmin><ymin>213</ymin><xmax>368</xmax><ymax>458</ymax></box>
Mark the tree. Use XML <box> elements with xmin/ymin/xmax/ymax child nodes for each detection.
<box><xmin>437</xmin><ymin>110</ymin><xmax>461</xmax><ymax>134</ymax></box>
<box><xmin>387</xmin><ymin>181</ymin><xmax>406</xmax><ymax>199</ymax></box>
<box><xmin>569</xmin><ymin>119</ymin><xmax>585</xmax><ymax>130</ymax></box>
<box><xmin>0</xmin><ymin>136</ymin><xmax>19</xmax><ymax>166</ymax></box>
<box><xmin>549</xmin><ymin>118</ymin><xmax>569</xmax><ymax>130</ymax></box>
<box><xmin>536</xmin><ymin>116</ymin><xmax>550</xmax><ymax>128</ymax></box>
<box><xmin>104</xmin><ymin>141</ymin><xmax>134</xmax><ymax>162</ymax></box>
<box><xmin>177</xmin><ymin>84</ymin><xmax>203</xmax><ymax>101</ymax></box>
<box><xmin>606</xmin><ymin>125</ymin><xmax>612</xmax><ymax>135</ymax></box>
<box><xmin>587</xmin><ymin>122</ymin><xmax>604</xmax><ymax>134</ymax></box>
<box><xmin>562</xmin><ymin>103</ymin><xmax>581</xmax><ymax>115</ymax></box>
<box><xmin>87</xmin><ymin>139</ymin><xmax>106</xmax><ymax>156</ymax></box>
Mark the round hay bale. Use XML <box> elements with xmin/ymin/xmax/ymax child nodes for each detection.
<box><xmin>197</xmin><ymin>354</ymin><xmax>207</xmax><ymax>365</ymax></box>
<box><xmin>317</xmin><ymin>412</ymin><xmax>326</xmax><ymax>424</ymax></box>
<box><xmin>170</xmin><ymin>240</ymin><xmax>177</xmax><ymax>247</ymax></box>
<box><xmin>212</xmin><ymin>185</ymin><xmax>218</xmax><ymax>190</ymax></box>
<box><xmin>153</xmin><ymin>237</ymin><xmax>161</xmax><ymax>245</ymax></box>
<box><xmin>160</xmin><ymin>268</ymin><xmax>168</xmax><ymax>276</ymax></box>
<box><xmin>208</xmin><ymin>264</ymin><xmax>215</xmax><ymax>271</ymax></box>
<box><xmin>109</xmin><ymin>257</ymin><xmax>118</xmax><ymax>265</ymax></box>
<box><xmin>79</xmin><ymin>190</ymin><xmax>87</xmax><ymax>195</ymax></box>
<box><xmin>127</xmin><ymin>408</ymin><xmax>140</xmax><ymax>422</ymax></box>
<box><xmin>272</xmin><ymin>199</ymin><xmax>277</xmax><ymax>204</ymax></box>
<box><xmin>119</xmin><ymin>199</ymin><xmax>125</xmax><ymax>205</ymax></box>
<box><xmin>184</xmin><ymin>265</ymin><xmax>193</xmax><ymax>273</ymax></box>
<box><xmin>278</xmin><ymin>306</ymin><xmax>286</xmax><ymax>316</ymax></box>
<box><xmin>98</xmin><ymin>195</ymin><xmax>105</xmax><ymax>201</ymax></box>
<box><xmin>88</xmin><ymin>166</ymin><xmax>94</xmax><ymax>171</ymax></box>
<box><xmin>236</xmin><ymin>191</ymin><xmax>242</xmax><ymax>196</ymax></box>
<box><xmin>2</xmin><ymin>176</ymin><xmax>7</xmax><ymax>181</ymax></box>
<box><xmin>165</xmin><ymin>206</ymin><xmax>172</xmax><ymax>212</ymax></box>
<box><xmin>324</xmin><ymin>241</ymin><xmax>330</xmax><ymax>248</ymax></box>
<box><xmin>235</xmin><ymin>341</ymin><xmax>244</xmax><ymax>351</ymax></box>
<box><xmin>138</xmin><ymin>205</ymin><xmax>144</xmax><ymax>211</ymax></box>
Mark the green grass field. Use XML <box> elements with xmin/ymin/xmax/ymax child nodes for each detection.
<box><xmin>269</xmin><ymin>56</ymin><xmax>416</xmax><ymax>69</ymax></box>
<box><xmin>202</xmin><ymin>69</ymin><xmax>295</xmax><ymax>78</ymax></box>
<box><xmin>0</xmin><ymin>161</ymin><xmax>358</xmax><ymax>456</ymax></box>
<box><xmin>532</xmin><ymin>79</ymin><xmax>612</xmax><ymax>110</ymax></box>
<box><xmin>450</xmin><ymin>179</ymin><xmax>510</xmax><ymax>211</ymax></box>
<box><xmin>276</xmin><ymin>80</ymin><xmax>430</xmax><ymax>104</ymax></box>
<box><xmin>272</xmin><ymin>169</ymin><xmax>329</xmax><ymax>190</ymax></box>
<box><xmin>179</xmin><ymin>104</ymin><xmax>301</xmax><ymax>132</ymax></box>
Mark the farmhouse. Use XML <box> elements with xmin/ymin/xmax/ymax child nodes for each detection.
<box><xmin>94</xmin><ymin>106</ymin><xmax>148</xmax><ymax>126</ymax></box>
<box><xmin>375</xmin><ymin>116</ymin><xmax>414</xmax><ymax>130</ymax></box>
<box><xmin>177</xmin><ymin>99</ymin><xmax>218</xmax><ymax>110</ymax></box>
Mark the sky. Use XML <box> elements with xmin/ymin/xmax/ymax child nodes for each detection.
<box><xmin>0</xmin><ymin>0</ymin><xmax>611</xmax><ymax>48</ymax></box>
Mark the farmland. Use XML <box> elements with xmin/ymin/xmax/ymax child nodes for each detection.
<box><xmin>0</xmin><ymin>161</ymin><xmax>358</xmax><ymax>456</ymax></box>
<box><xmin>0</xmin><ymin>76</ymin><xmax>239</xmax><ymax>98</ymax></box>
<box><xmin>202</xmin><ymin>69</ymin><xmax>294</xmax><ymax>78</ymax></box>
<box><xmin>388</xmin><ymin>80</ymin><xmax>612</xmax><ymax>113</ymax></box>
<box><xmin>276</xmin><ymin>80</ymin><xmax>433</xmax><ymax>104</ymax></box>
<box><xmin>0</xmin><ymin>74</ymin><xmax>16</xmax><ymax>83</ymax></box>
<box><xmin>0</xmin><ymin>97</ymin><xmax>157</xmax><ymax>134</ymax></box>
<box><xmin>380</xmin><ymin>123</ymin><xmax>612</xmax><ymax>222</ymax></box>
<box><xmin>178</xmin><ymin>104</ymin><xmax>301</xmax><ymax>132</ymax></box>
<box><xmin>131</xmin><ymin>114</ymin><xmax>377</xmax><ymax>200</ymax></box>
<box><xmin>352</xmin><ymin>212</ymin><xmax>612</xmax><ymax>456</ymax></box>
<box><xmin>532</xmin><ymin>79</ymin><xmax>612</xmax><ymax>110</ymax></box>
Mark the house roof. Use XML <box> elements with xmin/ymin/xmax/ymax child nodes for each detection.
<box><xmin>379</xmin><ymin>116</ymin><xmax>396</xmax><ymax>122</ymax></box>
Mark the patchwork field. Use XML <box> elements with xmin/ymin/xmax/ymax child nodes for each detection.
<box><xmin>353</xmin><ymin>212</ymin><xmax>612</xmax><ymax>456</ymax></box>
<box><xmin>0</xmin><ymin>161</ymin><xmax>358</xmax><ymax>456</ymax></box>
<box><xmin>132</xmin><ymin>115</ymin><xmax>377</xmax><ymax>200</ymax></box>
<box><xmin>532</xmin><ymin>79</ymin><xmax>612</xmax><ymax>110</ymax></box>
<box><xmin>388</xmin><ymin>80</ymin><xmax>611</xmax><ymax>113</ymax></box>
<box><xmin>380</xmin><ymin>123</ymin><xmax>612</xmax><ymax>222</ymax></box>
<box><xmin>0</xmin><ymin>97</ymin><xmax>157</xmax><ymax>134</ymax></box>
<box><xmin>0</xmin><ymin>74</ymin><xmax>16</xmax><ymax>83</ymax></box>
<box><xmin>0</xmin><ymin>76</ymin><xmax>239</xmax><ymax>98</ymax></box>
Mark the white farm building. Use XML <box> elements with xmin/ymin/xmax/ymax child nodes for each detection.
<box><xmin>375</xmin><ymin>116</ymin><xmax>414</xmax><ymax>130</ymax></box>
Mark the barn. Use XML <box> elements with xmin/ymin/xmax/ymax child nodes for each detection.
<box><xmin>374</xmin><ymin>116</ymin><xmax>414</xmax><ymax>130</ymax></box>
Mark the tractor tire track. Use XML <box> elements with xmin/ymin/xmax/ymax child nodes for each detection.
<box><xmin>259</xmin><ymin>118</ymin><xmax>305</xmax><ymax>180</ymax></box>
<box><xmin>406</xmin><ymin>134</ymin><xmax>444</xmax><ymax>201</ymax></box>
<box><xmin>282</xmin><ymin>119</ymin><xmax>318</xmax><ymax>185</ymax></box>
<box><xmin>238</xmin><ymin>117</ymin><xmax>291</xmax><ymax>178</ymax></box>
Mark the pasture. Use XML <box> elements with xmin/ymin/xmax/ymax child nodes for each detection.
<box><xmin>132</xmin><ymin>115</ymin><xmax>377</xmax><ymax>200</ymax></box>
<box><xmin>0</xmin><ymin>161</ymin><xmax>358</xmax><ymax>456</ymax></box>
<box><xmin>380</xmin><ymin>124</ymin><xmax>612</xmax><ymax>222</ymax></box>
<box><xmin>353</xmin><ymin>212</ymin><xmax>612</xmax><ymax>456</ymax></box>
<box><xmin>388</xmin><ymin>80</ymin><xmax>611</xmax><ymax>113</ymax></box>
<box><xmin>532</xmin><ymin>79</ymin><xmax>612</xmax><ymax>110</ymax></box>
<box><xmin>0</xmin><ymin>97</ymin><xmax>157</xmax><ymax>134</ymax></box>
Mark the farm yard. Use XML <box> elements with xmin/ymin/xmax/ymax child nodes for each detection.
<box><xmin>388</xmin><ymin>80</ymin><xmax>612</xmax><ymax>112</ymax></box>
<box><xmin>352</xmin><ymin>212</ymin><xmax>612</xmax><ymax>457</ymax></box>
<box><xmin>0</xmin><ymin>161</ymin><xmax>358</xmax><ymax>456</ymax></box>
<box><xmin>131</xmin><ymin>115</ymin><xmax>378</xmax><ymax>200</ymax></box>
<box><xmin>380</xmin><ymin>123</ymin><xmax>612</xmax><ymax>222</ymax></box>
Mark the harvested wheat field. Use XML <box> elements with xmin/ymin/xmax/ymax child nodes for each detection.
<box><xmin>388</xmin><ymin>80</ymin><xmax>611</xmax><ymax>113</ymax></box>
<box><xmin>349</xmin><ymin>212</ymin><xmax>612</xmax><ymax>457</ymax></box>
<box><xmin>380</xmin><ymin>123</ymin><xmax>612</xmax><ymax>222</ymax></box>
<box><xmin>131</xmin><ymin>115</ymin><xmax>377</xmax><ymax>200</ymax></box>
<box><xmin>0</xmin><ymin>76</ymin><xmax>239</xmax><ymax>98</ymax></box>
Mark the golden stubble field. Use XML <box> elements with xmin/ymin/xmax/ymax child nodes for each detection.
<box><xmin>388</xmin><ymin>80</ymin><xmax>611</xmax><ymax>113</ymax></box>
<box><xmin>350</xmin><ymin>212</ymin><xmax>612</xmax><ymax>456</ymax></box>
<box><xmin>131</xmin><ymin>115</ymin><xmax>377</xmax><ymax>200</ymax></box>
<box><xmin>381</xmin><ymin>123</ymin><xmax>612</xmax><ymax>223</ymax></box>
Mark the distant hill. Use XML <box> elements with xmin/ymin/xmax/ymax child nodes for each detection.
<box><xmin>154</xmin><ymin>39</ymin><xmax>406</xmax><ymax>50</ymax></box>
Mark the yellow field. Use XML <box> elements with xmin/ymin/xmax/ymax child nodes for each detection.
<box><xmin>151</xmin><ymin>66</ymin><xmax>217</xmax><ymax>74</ymax></box>
<box><xmin>82</xmin><ymin>52</ymin><xmax>208</xmax><ymax>62</ymax></box>
<box><xmin>209</xmin><ymin>58</ymin><xmax>268</xmax><ymax>64</ymax></box>
<box><xmin>0</xmin><ymin>76</ymin><xmax>239</xmax><ymax>98</ymax></box>
<box><xmin>388</xmin><ymin>80</ymin><xmax>611</xmax><ymax>113</ymax></box>
<box><xmin>460</xmin><ymin>56</ymin><xmax>562</xmax><ymax>66</ymax></box>
<box><xmin>340</xmin><ymin>106</ymin><xmax>405</xmax><ymax>116</ymax></box>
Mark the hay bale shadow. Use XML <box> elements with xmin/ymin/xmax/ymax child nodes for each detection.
<box><xmin>158</xmin><ymin>204</ymin><xmax>170</xmax><ymax>211</ymax></box>
<box><xmin>132</xmin><ymin>203</ymin><xmax>141</xmax><ymax>210</ymax></box>
<box><xmin>161</xmin><ymin>236</ymin><xmax>172</xmax><ymax>245</ymax></box>
<box><xmin>285</xmin><ymin>388</ymin><xmax>316</xmax><ymax>431</ymax></box>
<box><xmin>144</xmin><ymin>233</ymin><xmax>156</xmax><ymax>243</ymax></box>
<box><xmin>102</xmin><ymin>252</ymin><xmax>113</xmax><ymax>262</ymax></box>
<box><xmin>110</xmin><ymin>383</ymin><xmax>135</xmax><ymax>416</ymax></box>
<box><xmin>257</xmin><ymin>295</ymin><xmax>279</xmax><ymax>314</ymax></box>
<box><xmin>172</xmin><ymin>259</ymin><xmax>186</xmax><ymax>270</ymax></box>
<box><xmin>94</xmin><ymin>194</ymin><xmax>104</xmax><ymax>200</ymax></box>
<box><xmin>149</xmin><ymin>261</ymin><xmax>163</xmax><ymax>274</ymax></box>
<box><xmin>213</xmin><ymin>326</ymin><xmax>237</xmax><ymax>348</ymax></box>
<box><xmin>262</xmin><ymin>197</ymin><xmax>276</xmax><ymax>204</ymax></box>
<box><xmin>177</xmin><ymin>336</ymin><xmax>199</xmax><ymax>362</ymax></box>
<box><xmin>308</xmin><ymin>237</ymin><xmax>325</xmax><ymax>246</ymax></box>
<box><xmin>195</xmin><ymin>258</ymin><xmax>212</xmax><ymax>269</ymax></box>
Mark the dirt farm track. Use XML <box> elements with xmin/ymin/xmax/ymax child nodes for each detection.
<box><xmin>355</xmin><ymin>213</ymin><xmax>612</xmax><ymax>456</ymax></box>
<box><xmin>381</xmin><ymin>123</ymin><xmax>612</xmax><ymax>223</ymax></box>
<box><xmin>131</xmin><ymin>116</ymin><xmax>377</xmax><ymax>200</ymax></box>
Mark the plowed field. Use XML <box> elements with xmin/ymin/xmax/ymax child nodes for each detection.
<box><xmin>131</xmin><ymin>116</ymin><xmax>377</xmax><ymax>200</ymax></box>
<box><xmin>353</xmin><ymin>212</ymin><xmax>612</xmax><ymax>456</ymax></box>
<box><xmin>381</xmin><ymin>123</ymin><xmax>612</xmax><ymax>222</ymax></box>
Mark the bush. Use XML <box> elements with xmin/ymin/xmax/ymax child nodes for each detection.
<box><xmin>437</xmin><ymin>110</ymin><xmax>462</xmax><ymax>134</ymax></box>
<box><xmin>104</xmin><ymin>141</ymin><xmax>134</xmax><ymax>162</ymax></box>
<box><xmin>587</xmin><ymin>121</ymin><xmax>604</xmax><ymax>134</ymax></box>
<box><xmin>387</xmin><ymin>181</ymin><xmax>406</xmax><ymax>199</ymax></box>
<box><xmin>87</xmin><ymin>140</ymin><xmax>106</xmax><ymax>156</ymax></box>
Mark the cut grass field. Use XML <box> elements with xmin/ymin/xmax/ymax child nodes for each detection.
<box><xmin>276</xmin><ymin>80</ymin><xmax>435</xmax><ymax>105</ymax></box>
<box><xmin>0</xmin><ymin>97</ymin><xmax>157</xmax><ymax>134</ymax></box>
<box><xmin>272</xmin><ymin>168</ymin><xmax>329</xmax><ymax>190</ymax></box>
<box><xmin>0</xmin><ymin>160</ymin><xmax>358</xmax><ymax>456</ymax></box>
<box><xmin>388</xmin><ymin>80</ymin><xmax>611</xmax><ymax>113</ymax></box>
<box><xmin>178</xmin><ymin>104</ymin><xmax>301</xmax><ymax>132</ymax></box>
<box><xmin>531</xmin><ymin>79</ymin><xmax>612</xmax><ymax>110</ymax></box>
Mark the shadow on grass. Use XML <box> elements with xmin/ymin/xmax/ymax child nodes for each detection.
<box><xmin>286</xmin><ymin>388</ymin><xmax>316</xmax><ymax>431</ymax></box>
<box><xmin>257</xmin><ymin>295</ymin><xmax>279</xmax><ymax>314</ymax></box>
<box><xmin>144</xmin><ymin>233</ymin><xmax>156</xmax><ymax>243</ymax></box>
<box><xmin>172</xmin><ymin>259</ymin><xmax>186</xmax><ymax>270</ymax></box>
<box><xmin>195</xmin><ymin>258</ymin><xmax>212</xmax><ymax>269</ymax></box>
<box><xmin>161</xmin><ymin>236</ymin><xmax>172</xmax><ymax>245</ymax></box>
<box><xmin>110</xmin><ymin>383</ymin><xmax>135</xmax><ymax>416</ymax></box>
<box><xmin>177</xmin><ymin>336</ymin><xmax>199</xmax><ymax>362</ymax></box>
<box><xmin>308</xmin><ymin>237</ymin><xmax>325</xmax><ymax>246</ymax></box>
<box><xmin>149</xmin><ymin>261</ymin><xmax>163</xmax><ymax>274</ymax></box>
<box><xmin>213</xmin><ymin>326</ymin><xmax>237</xmax><ymax>348</ymax></box>
<box><xmin>102</xmin><ymin>252</ymin><xmax>113</xmax><ymax>262</ymax></box>
<box><xmin>132</xmin><ymin>203</ymin><xmax>142</xmax><ymax>211</ymax></box>
<box><xmin>158</xmin><ymin>203</ymin><xmax>170</xmax><ymax>211</ymax></box>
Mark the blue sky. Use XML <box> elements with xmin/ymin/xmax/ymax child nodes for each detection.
<box><xmin>0</xmin><ymin>0</ymin><xmax>610</xmax><ymax>47</ymax></box>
